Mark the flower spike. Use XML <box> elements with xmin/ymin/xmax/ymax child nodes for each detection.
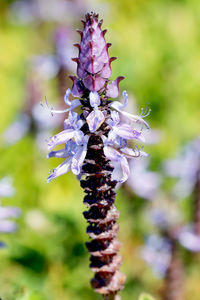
<box><xmin>45</xmin><ymin>12</ymin><xmax>150</xmax><ymax>299</ymax></box>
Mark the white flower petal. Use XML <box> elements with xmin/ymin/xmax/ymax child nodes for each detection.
<box><xmin>89</xmin><ymin>91</ymin><xmax>100</xmax><ymax>107</ymax></box>
<box><xmin>86</xmin><ymin>109</ymin><xmax>105</xmax><ymax>133</ymax></box>
<box><xmin>47</xmin><ymin>129</ymin><xmax>75</xmax><ymax>150</ymax></box>
<box><xmin>47</xmin><ymin>149</ymin><xmax>68</xmax><ymax>158</ymax></box>
<box><xmin>47</xmin><ymin>158</ymin><xmax>72</xmax><ymax>183</ymax></box>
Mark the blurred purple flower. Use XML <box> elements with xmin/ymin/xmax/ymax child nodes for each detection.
<box><xmin>3</xmin><ymin>113</ymin><xmax>31</xmax><ymax>146</ymax></box>
<box><xmin>2</xmin><ymin>57</ymin><xmax>62</xmax><ymax>150</ymax></box>
<box><xmin>163</xmin><ymin>138</ymin><xmax>200</xmax><ymax>199</ymax></box>
<box><xmin>0</xmin><ymin>177</ymin><xmax>15</xmax><ymax>198</ymax></box>
<box><xmin>45</xmin><ymin>13</ymin><xmax>150</xmax><ymax>296</ymax></box>
<box><xmin>10</xmin><ymin>0</ymin><xmax>107</xmax><ymax>25</ymax></box>
<box><xmin>127</xmin><ymin>158</ymin><xmax>162</xmax><ymax>200</ymax></box>
<box><xmin>54</xmin><ymin>27</ymin><xmax>77</xmax><ymax>73</ymax></box>
<box><xmin>141</xmin><ymin>234</ymin><xmax>172</xmax><ymax>277</ymax></box>
<box><xmin>149</xmin><ymin>196</ymin><xmax>183</xmax><ymax>231</ymax></box>
<box><xmin>30</xmin><ymin>55</ymin><xmax>59</xmax><ymax>80</ymax></box>
<box><xmin>0</xmin><ymin>207</ymin><xmax>21</xmax><ymax>233</ymax></box>
<box><xmin>178</xmin><ymin>225</ymin><xmax>200</xmax><ymax>252</ymax></box>
<box><xmin>0</xmin><ymin>178</ymin><xmax>21</xmax><ymax>248</ymax></box>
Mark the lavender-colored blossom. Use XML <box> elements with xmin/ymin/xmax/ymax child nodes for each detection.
<box><xmin>178</xmin><ymin>225</ymin><xmax>200</xmax><ymax>252</ymax></box>
<box><xmin>163</xmin><ymin>138</ymin><xmax>200</xmax><ymax>199</ymax></box>
<box><xmin>10</xmin><ymin>0</ymin><xmax>101</xmax><ymax>24</ymax></box>
<box><xmin>111</xmin><ymin>91</ymin><xmax>150</xmax><ymax>130</ymax></box>
<box><xmin>127</xmin><ymin>158</ymin><xmax>162</xmax><ymax>200</ymax></box>
<box><xmin>141</xmin><ymin>235</ymin><xmax>172</xmax><ymax>277</ymax></box>
<box><xmin>54</xmin><ymin>27</ymin><xmax>77</xmax><ymax>73</ymax></box>
<box><xmin>0</xmin><ymin>178</ymin><xmax>21</xmax><ymax>248</ymax></box>
<box><xmin>3</xmin><ymin>57</ymin><xmax>63</xmax><ymax>151</ymax></box>
<box><xmin>86</xmin><ymin>92</ymin><xmax>105</xmax><ymax>132</ymax></box>
<box><xmin>47</xmin><ymin>136</ymin><xmax>89</xmax><ymax>182</ymax></box>
<box><xmin>163</xmin><ymin>138</ymin><xmax>200</xmax><ymax>254</ymax></box>
<box><xmin>0</xmin><ymin>177</ymin><xmax>15</xmax><ymax>198</ymax></box>
<box><xmin>0</xmin><ymin>208</ymin><xmax>21</xmax><ymax>233</ymax></box>
<box><xmin>46</xmin><ymin>88</ymin><xmax>149</xmax><ymax>184</ymax></box>
<box><xmin>30</xmin><ymin>55</ymin><xmax>59</xmax><ymax>80</ymax></box>
<box><xmin>3</xmin><ymin>113</ymin><xmax>31</xmax><ymax>146</ymax></box>
<box><xmin>143</xmin><ymin>193</ymin><xmax>200</xmax><ymax>288</ymax></box>
<box><xmin>149</xmin><ymin>198</ymin><xmax>183</xmax><ymax>230</ymax></box>
<box><xmin>45</xmin><ymin>13</ymin><xmax>150</xmax><ymax>297</ymax></box>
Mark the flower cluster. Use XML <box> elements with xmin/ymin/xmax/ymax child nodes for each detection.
<box><xmin>47</xmin><ymin>89</ymin><xmax>149</xmax><ymax>183</ymax></box>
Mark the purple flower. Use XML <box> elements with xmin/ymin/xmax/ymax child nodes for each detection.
<box><xmin>0</xmin><ymin>178</ymin><xmax>21</xmax><ymax>247</ymax></box>
<box><xmin>47</xmin><ymin>111</ymin><xmax>83</xmax><ymax>150</ymax></box>
<box><xmin>54</xmin><ymin>27</ymin><xmax>77</xmax><ymax>73</ymax></box>
<box><xmin>3</xmin><ymin>113</ymin><xmax>31</xmax><ymax>146</ymax></box>
<box><xmin>100</xmin><ymin>98</ymin><xmax>149</xmax><ymax>183</ymax></box>
<box><xmin>141</xmin><ymin>235</ymin><xmax>172</xmax><ymax>277</ymax></box>
<box><xmin>0</xmin><ymin>207</ymin><xmax>21</xmax><ymax>233</ymax></box>
<box><xmin>127</xmin><ymin>158</ymin><xmax>162</xmax><ymax>200</ymax></box>
<box><xmin>46</xmin><ymin>31</ymin><xmax>150</xmax><ymax>182</ymax></box>
<box><xmin>0</xmin><ymin>177</ymin><xmax>15</xmax><ymax>198</ymax></box>
<box><xmin>30</xmin><ymin>55</ymin><xmax>59</xmax><ymax>80</ymax></box>
<box><xmin>149</xmin><ymin>198</ymin><xmax>183</xmax><ymax>230</ymax></box>
<box><xmin>10</xmin><ymin>0</ymin><xmax>85</xmax><ymax>24</ymax></box>
<box><xmin>178</xmin><ymin>225</ymin><xmax>200</xmax><ymax>252</ymax></box>
<box><xmin>47</xmin><ymin>135</ymin><xmax>89</xmax><ymax>182</ymax></box>
<box><xmin>43</xmin><ymin>88</ymin><xmax>81</xmax><ymax>117</ymax></box>
<box><xmin>47</xmin><ymin>110</ymin><xmax>89</xmax><ymax>182</ymax></box>
<box><xmin>107</xmin><ymin>111</ymin><xmax>145</xmax><ymax>142</ymax></box>
<box><xmin>111</xmin><ymin>91</ymin><xmax>150</xmax><ymax>130</ymax></box>
<box><xmin>86</xmin><ymin>92</ymin><xmax>105</xmax><ymax>132</ymax></box>
<box><xmin>163</xmin><ymin>138</ymin><xmax>200</xmax><ymax>198</ymax></box>
<box><xmin>45</xmin><ymin>13</ymin><xmax>150</xmax><ymax>297</ymax></box>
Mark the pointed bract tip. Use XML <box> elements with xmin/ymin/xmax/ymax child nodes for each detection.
<box><xmin>76</xmin><ymin>30</ymin><xmax>83</xmax><ymax>39</ymax></box>
<box><xmin>69</xmin><ymin>75</ymin><xmax>76</xmax><ymax>82</ymax></box>
<box><xmin>98</xmin><ymin>19</ymin><xmax>103</xmax><ymax>28</ymax></box>
<box><xmin>85</xmin><ymin>12</ymin><xmax>99</xmax><ymax>24</ymax></box>
<box><xmin>116</xmin><ymin>76</ymin><xmax>125</xmax><ymax>84</ymax></box>
<box><xmin>102</xmin><ymin>29</ymin><xmax>107</xmax><ymax>37</ymax></box>
<box><xmin>73</xmin><ymin>43</ymin><xmax>80</xmax><ymax>50</ymax></box>
<box><xmin>71</xmin><ymin>57</ymin><xmax>79</xmax><ymax>64</ymax></box>
<box><xmin>81</xmin><ymin>19</ymin><xmax>86</xmax><ymax>27</ymax></box>
<box><xmin>110</xmin><ymin>57</ymin><xmax>117</xmax><ymax>63</ymax></box>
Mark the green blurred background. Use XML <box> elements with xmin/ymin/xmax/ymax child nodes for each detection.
<box><xmin>0</xmin><ymin>0</ymin><xmax>200</xmax><ymax>299</ymax></box>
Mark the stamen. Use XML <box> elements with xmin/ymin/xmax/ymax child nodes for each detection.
<box><xmin>48</xmin><ymin>168</ymin><xmax>54</xmax><ymax>175</ymax></box>
<box><xmin>140</xmin><ymin>103</ymin><xmax>151</xmax><ymax>118</ymax></box>
<box><xmin>40</xmin><ymin>96</ymin><xmax>54</xmax><ymax>116</ymax></box>
<box><xmin>41</xmin><ymin>96</ymin><xmax>71</xmax><ymax>116</ymax></box>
